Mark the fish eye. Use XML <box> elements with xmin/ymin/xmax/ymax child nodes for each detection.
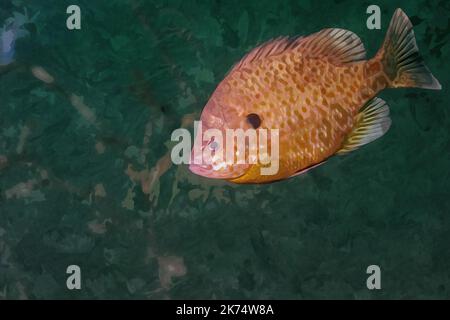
<box><xmin>246</xmin><ymin>113</ymin><xmax>261</xmax><ymax>129</ymax></box>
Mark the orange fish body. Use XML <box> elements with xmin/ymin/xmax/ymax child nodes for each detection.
<box><xmin>189</xmin><ymin>9</ymin><xmax>441</xmax><ymax>184</ymax></box>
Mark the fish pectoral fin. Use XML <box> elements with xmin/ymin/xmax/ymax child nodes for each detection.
<box><xmin>299</xmin><ymin>28</ymin><xmax>366</xmax><ymax>65</ymax></box>
<box><xmin>336</xmin><ymin>97</ymin><xmax>392</xmax><ymax>155</ymax></box>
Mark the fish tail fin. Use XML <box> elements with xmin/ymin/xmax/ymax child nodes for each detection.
<box><xmin>377</xmin><ymin>8</ymin><xmax>441</xmax><ymax>90</ymax></box>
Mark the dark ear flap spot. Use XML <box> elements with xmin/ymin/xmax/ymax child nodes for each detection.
<box><xmin>246</xmin><ymin>113</ymin><xmax>261</xmax><ymax>129</ymax></box>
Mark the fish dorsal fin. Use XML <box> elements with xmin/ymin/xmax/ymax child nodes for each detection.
<box><xmin>230</xmin><ymin>28</ymin><xmax>366</xmax><ymax>73</ymax></box>
<box><xmin>230</xmin><ymin>36</ymin><xmax>304</xmax><ymax>72</ymax></box>
<box><xmin>298</xmin><ymin>28</ymin><xmax>366</xmax><ymax>65</ymax></box>
<box><xmin>336</xmin><ymin>97</ymin><xmax>391</xmax><ymax>155</ymax></box>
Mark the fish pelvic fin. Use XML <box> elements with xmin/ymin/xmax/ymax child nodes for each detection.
<box><xmin>376</xmin><ymin>8</ymin><xmax>441</xmax><ymax>90</ymax></box>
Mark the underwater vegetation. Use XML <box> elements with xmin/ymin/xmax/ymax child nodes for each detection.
<box><xmin>0</xmin><ymin>0</ymin><xmax>449</xmax><ymax>299</ymax></box>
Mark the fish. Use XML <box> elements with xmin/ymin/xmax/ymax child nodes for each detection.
<box><xmin>188</xmin><ymin>8</ymin><xmax>441</xmax><ymax>184</ymax></box>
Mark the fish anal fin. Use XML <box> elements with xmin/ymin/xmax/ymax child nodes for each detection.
<box><xmin>336</xmin><ymin>97</ymin><xmax>391</xmax><ymax>155</ymax></box>
<box><xmin>288</xmin><ymin>160</ymin><xmax>327</xmax><ymax>179</ymax></box>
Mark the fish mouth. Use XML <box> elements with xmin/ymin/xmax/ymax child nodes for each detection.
<box><xmin>189</xmin><ymin>163</ymin><xmax>230</xmax><ymax>179</ymax></box>
<box><xmin>188</xmin><ymin>162</ymin><xmax>250</xmax><ymax>180</ymax></box>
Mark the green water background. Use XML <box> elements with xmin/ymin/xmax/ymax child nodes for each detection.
<box><xmin>0</xmin><ymin>0</ymin><xmax>449</xmax><ymax>299</ymax></box>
